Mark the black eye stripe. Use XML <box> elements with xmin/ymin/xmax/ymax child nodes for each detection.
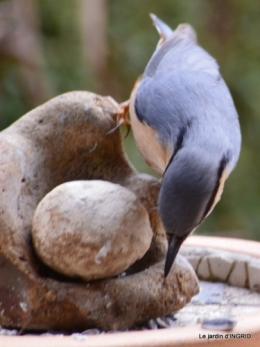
<box><xmin>163</xmin><ymin>122</ymin><xmax>192</xmax><ymax>176</ymax></box>
<box><xmin>175</xmin><ymin>126</ymin><xmax>186</xmax><ymax>153</ymax></box>
<box><xmin>202</xmin><ymin>153</ymin><xmax>230</xmax><ymax>220</ymax></box>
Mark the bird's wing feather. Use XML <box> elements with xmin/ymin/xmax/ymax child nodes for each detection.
<box><xmin>135</xmin><ymin>69</ymin><xmax>213</xmax><ymax>145</ymax></box>
<box><xmin>134</xmin><ymin>67</ymin><xmax>239</xmax><ymax>160</ymax></box>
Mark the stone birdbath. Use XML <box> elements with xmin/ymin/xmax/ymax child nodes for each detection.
<box><xmin>1</xmin><ymin>237</ymin><xmax>260</xmax><ymax>346</ymax></box>
<box><xmin>0</xmin><ymin>91</ymin><xmax>199</xmax><ymax>332</ymax></box>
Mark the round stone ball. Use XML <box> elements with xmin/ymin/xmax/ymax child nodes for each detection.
<box><xmin>32</xmin><ymin>180</ymin><xmax>153</xmax><ymax>281</ymax></box>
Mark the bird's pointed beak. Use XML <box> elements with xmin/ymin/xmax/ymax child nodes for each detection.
<box><xmin>164</xmin><ymin>236</ymin><xmax>185</xmax><ymax>277</ymax></box>
<box><xmin>150</xmin><ymin>13</ymin><xmax>173</xmax><ymax>45</ymax></box>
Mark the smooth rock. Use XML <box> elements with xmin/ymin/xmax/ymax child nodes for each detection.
<box><xmin>0</xmin><ymin>91</ymin><xmax>199</xmax><ymax>331</ymax></box>
<box><xmin>32</xmin><ymin>180</ymin><xmax>152</xmax><ymax>280</ymax></box>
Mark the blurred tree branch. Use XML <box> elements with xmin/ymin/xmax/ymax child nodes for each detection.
<box><xmin>0</xmin><ymin>0</ymin><xmax>54</xmax><ymax>106</ymax></box>
<box><xmin>79</xmin><ymin>0</ymin><xmax>112</xmax><ymax>96</ymax></box>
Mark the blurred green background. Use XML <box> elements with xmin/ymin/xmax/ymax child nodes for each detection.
<box><xmin>0</xmin><ymin>0</ymin><xmax>259</xmax><ymax>240</ymax></box>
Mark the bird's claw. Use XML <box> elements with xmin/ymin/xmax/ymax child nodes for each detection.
<box><xmin>107</xmin><ymin>100</ymin><xmax>131</xmax><ymax>138</ymax></box>
<box><xmin>117</xmin><ymin>100</ymin><xmax>131</xmax><ymax>138</ymax></box>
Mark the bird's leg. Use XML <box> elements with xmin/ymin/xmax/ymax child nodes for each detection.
<box><xmin>107</xmin><ymin>100</ymin><xmax>131</xmax><ymax>138</ymax></box>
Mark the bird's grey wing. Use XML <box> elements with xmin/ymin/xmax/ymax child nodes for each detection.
<box><xmin>134</xmin><ymin>70</ymin><xmax>197</xmax><ymax>150</ymax></box>
<box><xmin>134</xmin><ymin>68</ymin><xmax>240</xmax><ymax>162</ymax></box>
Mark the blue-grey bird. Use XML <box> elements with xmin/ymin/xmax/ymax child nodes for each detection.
<box><xmin>129</xmin><ymin>14</ymin><xmax>241</xmax><ymax>277</ymax></box>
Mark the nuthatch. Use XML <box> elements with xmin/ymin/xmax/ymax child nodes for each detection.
<box><xmin>128</xmin><ymin>15</ymin><xmax>241</xmax><ymax>277</ymax></box>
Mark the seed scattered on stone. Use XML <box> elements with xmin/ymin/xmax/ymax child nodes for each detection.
<box><xmin>147</xmin><ymin>319</ymin><xmax>158</xmax><ymax>330</ymax></box>
<box><xmin>201</xmin><ymin>318</ymin><xmax>237</xmax><ymax>331</ymax></box>
<box><xmin>0</xmin><ymin>328</ymin><xmax>18</xmax><ymax>336</ymax></box>
<box><xmin>156</xmin><ymin>317</ymin><xmax>170</xmax><ymax>329</ymax></box>
<box><xmin>71</xmin><ymin>333</ymin><xmax>88</xmax><ymax>341</ymax></box>
<box><xmin>166</xmin><ymin>316</ymin><xmax>177</xmax><ymax>328</ymax></box>
<box><xmin>82</xmin><ymin>329</ymin><xmax>102</xmax><ymax>335</ymax></box>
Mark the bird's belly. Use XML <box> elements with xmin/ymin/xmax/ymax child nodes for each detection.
<box><xmin>129</xmin><ymin>90</ymin><xmax>173</xmax><ymax>176</ymax></box>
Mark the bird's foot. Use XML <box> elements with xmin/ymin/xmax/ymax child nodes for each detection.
<box><xmin>107</xmin><ymin>100</ymin><xmax>131</xmax><ymax>138</ymax></box>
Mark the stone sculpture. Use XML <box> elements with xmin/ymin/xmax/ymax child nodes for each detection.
<box><xmin>0</xmin><ymin>91</ymin><xmax>199</xmax><ymax>331</ymax></box>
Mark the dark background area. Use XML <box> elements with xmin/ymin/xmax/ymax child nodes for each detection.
<box><xmin>0</xmin><ymin>0</ymin><xmax>259</xmax><ymax>240</ymax></box>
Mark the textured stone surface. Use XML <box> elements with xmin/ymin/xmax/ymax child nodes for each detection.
<box><xmin>228</xmin><ymin>260</ymin><xmax>247</xmax><ymax>288</ymax></box>
<box><xmin>32</xmin><ymin>180</ymin><xmax>153</xmax><ymax>280</ymax></box>
<box><xmin>197</xmin><ymin>257</ymin><xmax>211</xmax><ymax>280</ymax></box>
<box><xmin>1</xmin><ymin>280</ymin><xmax>260</xmax><ymax>336</ymax></box>
<box><xmin>175</xmin><ymin>280</ymin><xmax>260</xmax><ymax>327</ymax></box>
<box><xmin>182</xmin><ymin>246</ymin><xmax>260</xmax><ymax>293</ymax></box>
<box><xmin>0</xmin><ymin>91</ymin><xmax>199</xmax><ymax>331</ymax></box>
<box><xmin>248</xmin><ymin>262</ymin><xmax>260</xmax><ymax>291</ymax></box>
<box><xmin>208</xmin><ymin>254</ymin><xmax>233</xmax><ymax>282</ymax></box>
<box><xmin>185</xmin><ymin>255</ymin><xmax>201</xmax><ymax>271</ymax></box>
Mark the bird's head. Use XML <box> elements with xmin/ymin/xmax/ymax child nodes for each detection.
<box><xmin>159</xmin><ymin>147</ymin><xmax>231</xmax><ymax>277</ymax></box>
